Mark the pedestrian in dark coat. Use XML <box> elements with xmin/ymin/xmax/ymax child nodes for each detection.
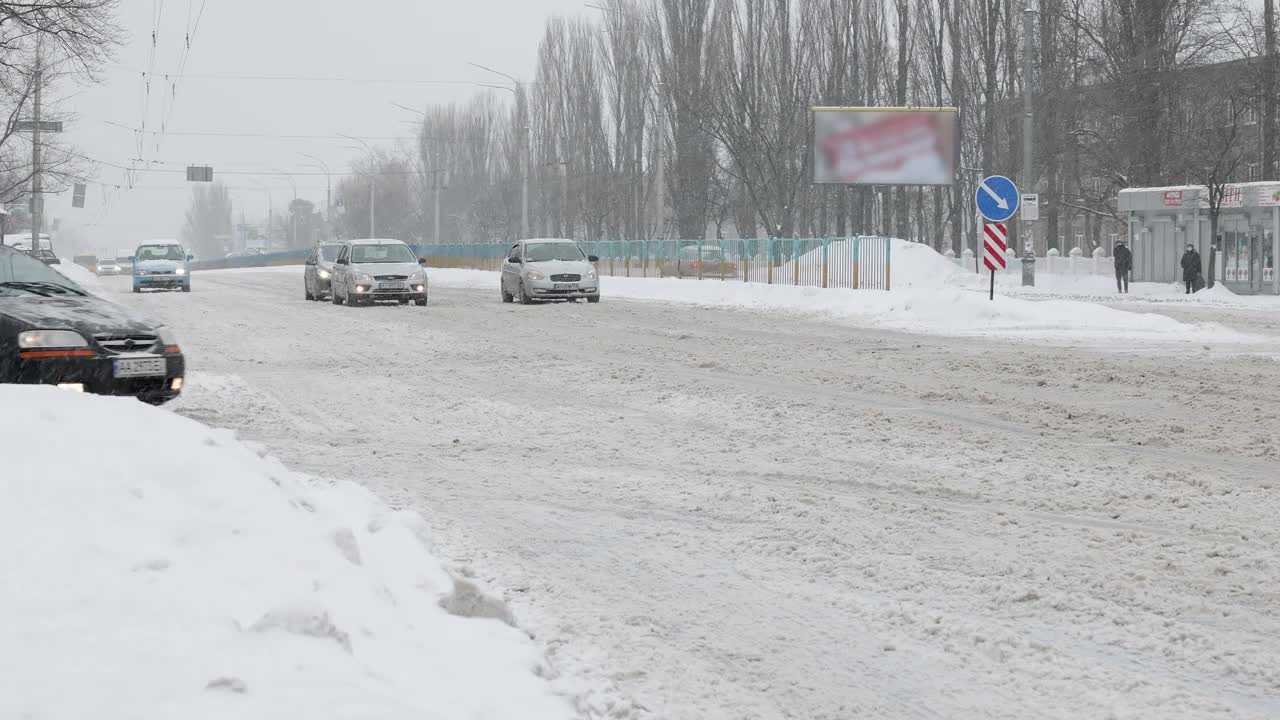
<box><xmin>1181</xmin><ymin>244</ymin><xmax>1203</xmax><ymax>294</ymax></box>
<box><xmin>1113</xmin><ymin>240</ymin><xmax>1133</xmax><ymax>293</ymax></box>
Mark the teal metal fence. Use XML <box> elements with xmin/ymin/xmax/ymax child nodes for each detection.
<box><xmin>415</xmin><ymin>237</ymin><xmax>893</xmax><ymax>290</ymax></box>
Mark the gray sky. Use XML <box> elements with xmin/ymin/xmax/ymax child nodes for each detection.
<box><xmin>50</xmin><ymin>0</ymin><xmax>591</xmax><ymax>251</ymax></box>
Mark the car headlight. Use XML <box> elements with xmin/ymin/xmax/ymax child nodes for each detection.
<box><xmin>356</xmin><ymin>273</ymin><xmax>373</xmax><ymax>283</ymax></box>
<box><xmin>410</xmin><ymin>270</ymin><xmax>427</xmax><ymax>281</ymax></box>
<box><xmin>585</xmin><ymin>269</ymin><xmax>597</xmax><ymax>280</ymax></box>
<box><xmin>156</xmin><ymin>326</ymin><xmax>179</xmax><ymax>347</ymax></box>
<box><xmin>18</xmin><ymin>330</ymin><xmax>88</xmax><ymax>349</ymax></box>
<box><xmin>175</xmin><ymin>267</ymin><xmax>187</xmax><ymax>275</ymax></box>
<box><xmin>527</xmin><ymin>270</ymin><xmax>545</xmax><ymax>281</ymax></box>
<box><xmin>318</xmin><ymin>269</ymin><xmax>331</xmax><ymax>279</ymax></box>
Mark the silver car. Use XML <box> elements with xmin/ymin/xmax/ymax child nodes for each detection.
<box><xmin>500</xmin><ymin>239</ymin><xmax>600</xmax><ymax>304</ymax></box>
<box><xmin>303</xmin><ymin>242</ymin><xmax>343</xmax><ymax>301</ymax></box>
<box><xmin>330</xmin><ymin>238</ymin><xmax>429</xmax><ymax>307</ymax></box>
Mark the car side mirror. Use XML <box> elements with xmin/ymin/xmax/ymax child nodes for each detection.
<box><xmin>588</xmin><ymin>255</ymin><xmax>599</xmax><ymax>263</ymax></box>
<box><xmin>187</xmin><ymin>254</ymin><xmax>194</xmax><ymax>261</ymax></box>
<box><xmin>511</xmin><ymin>257</ymin><xmax>523</xmax><ymax>264</ymax></box>
<box><xmin>336</xmin><ymin>258</ymin><xmax>348</xmax><ymax>265</ymax></box>
<box><xmin>418</xmin><ymin>257</ymin><xmax>428</xmax><ymax>266</ymax></box>
<box><xmin>128</xmin><ymin>256</ymin><xmax>136</xmax><ymax>263</ymax></box>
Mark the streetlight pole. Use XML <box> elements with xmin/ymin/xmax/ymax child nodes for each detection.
<box><xmin>654</xmin><ymin>81</ymin><xmax>665</xmax><ymax>240</ymax></box>
<box><xmin>272</xmin><ymin>169</ymin><xmax>299</xmax><ymax>248</ymax></box>
<box><xmin>1022</xmin><ymin>5</ymin><xmax>1038</xmax><ymax>286</ymax></box>
<box><xmin>471</xmin><ymin>63</ymin><xmax>530</xmax><ymax>239</ymax></box>
<box><xmin>341</xmin><ymin>135</ymin><xmax>378</xmax><ymax>238</ymax></box>
<box><xmin>300</xmin><ymin>154</ymin><xmax>332</xmax><ymax>239</ymax></box>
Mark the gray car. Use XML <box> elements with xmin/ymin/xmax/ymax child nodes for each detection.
<box><xmin>330</xmin><ymin>238</ymin><xmax>429</xmax><ymax>307</ymax></box>
<box><xmin>303</xmin><ymin>242</ymin><xmax>343</xmax><ymax>301</ymax></box>
<box><xmin>500</xmin><ymin>239</ymin><xmax>600</xmax><ymax>304</ymax></box>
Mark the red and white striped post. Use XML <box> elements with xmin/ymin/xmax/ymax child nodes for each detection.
<box><xmin>983</xmin><ymin>222</ymin><xmax>1008</xmax><ymax>300</ymax></box>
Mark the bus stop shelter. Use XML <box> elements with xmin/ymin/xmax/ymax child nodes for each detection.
<box><xmin>1118</xmin><ymin>183</ymin><xmax>1279</xmax><ymax>294</ymax></box>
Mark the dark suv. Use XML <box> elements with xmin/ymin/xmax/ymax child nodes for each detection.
<box><xmin>0</xmin><ymin>245</ymin><xmax>186</xmax><ymax>404</ymax></box>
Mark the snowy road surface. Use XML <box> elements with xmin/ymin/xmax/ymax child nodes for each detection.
<box><xmin>108</xmin><ymin>270</ymin><xmax>1280</xmax><ymax>719</ymax></box>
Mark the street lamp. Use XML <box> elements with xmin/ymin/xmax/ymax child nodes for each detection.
<box><xmin>470</xmin><ymin>62</ymin><xmax>530</xmax><ymax>239</ymax></box>
<box><xmin>272</xmin><ymin>169</ymin><xmax>300</xmax><ymax>249</ymax></box>
<box><xmin>300</xmin><ymin>154</ymin><xmax>332</xmax><ymax>239</ymax></box>
<box><xmin>340</xmin><ymin>134</ymin><xmax>378</xmax><ymax>239</ymax></box>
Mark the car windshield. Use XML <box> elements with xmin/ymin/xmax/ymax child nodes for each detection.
<box><xmin>351</xmin><ymin>243</ymin><xmax>416</xmax><ymax>264</ymax></box>
<box><xmin>525</xmin><ymin>242</ymin><xmax>584</xmax><ymax>262</ymax></box>
<box><xmin>0</xmin><ymin>248</ymin><xmax>86</xmax><ymax>296</ymax></box>
<box><xmin>319</xmin><ymin>245</ymin><xmax>342</xmax><ymax>262</ymax></box>
<box><xmin>136</xmin><ymin>245</ymin><xmax>186</xmax><ymax>262</ymax></box>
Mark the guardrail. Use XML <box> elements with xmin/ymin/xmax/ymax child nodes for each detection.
<box><xmin>189</xmin><ymin>237</ymin><xmax>895</xmax><ymax>291</ymax></box>
<box><xmin>419</xmin><ymin>237</ymin><xmax>894</xmax><ymax>290</ymax></box>
<box><xmin>189</xmin><ymin>250</ymin><xmax>310</xmax><ymax>272</ymax></box>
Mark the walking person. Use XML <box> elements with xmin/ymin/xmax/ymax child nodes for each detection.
<box><xmin>1181</xmin><ymin>243</ymin><xmax>1203</xmax><ymax>294</ymax></box>
<box><xmin>1113</xmin><ymin>239</ymin><xmax>1133</xmax><ymax>293</ymax></box>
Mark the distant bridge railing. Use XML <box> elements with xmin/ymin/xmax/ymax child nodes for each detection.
<box><xmin>418</xmin><ymin>237</ymin><xmax>894</xmax><ymax>290</ymax></box>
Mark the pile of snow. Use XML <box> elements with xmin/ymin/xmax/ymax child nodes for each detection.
<box><xmin>53</xmin><ymin>259</ymin><xmax>109</xmax><ymax>297</ymax></box>
<box><xmin>0</xmin><ymin>386</ymin><xmax>573</xmax><ymax>720</ymax></box>
<box><xmin>425</xmin><ymin>268</ymin><xmax>1257</xmax><ymax>345</ymax></box>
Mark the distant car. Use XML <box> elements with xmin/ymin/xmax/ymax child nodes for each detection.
<box><xmin>303</xmin><ymin>242</ymin><xmax>344</xmax><ymax>301</ymax></box>
<box><xmin>131</xmin><ymin>242</ymin><xmax>193</xmax><ymax>293</ymax></box>
<box><xmin>660</xmin><ymin>244</ymin><xmax>738</xmax><ymax>279</ymax></box>
<box><xmin>501</xmin><ymin>238</ymin><xmax>600</xmax><ymax>304</ymax></box>
<box><xmin>330</xmin><ymin>239</ymin><xmax>428</xmax><ymax>307</ymax></box>
<box><xmin>95</xmin><ymin>259</ymin><xmax>126</xmax><ymax>276</ymax></box>
<box><xmin>0</xmin><ymin>244</ymin><xmax>185</xmax><ymax>405</ymax></box>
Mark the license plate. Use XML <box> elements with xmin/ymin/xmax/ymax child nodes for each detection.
<box><xmin>554</xmin><ymin>283</ymin><xmax>577</xmax><ymax>290</ymax></box>
<box><xmin>379</xmin><ymin>281</ymin><xmax>405</xmax><ymax>290</ymax></box>
<box><xmin>114</xmin><ymin>357</ymin><xmax>166</xmax><ymax>378</ymax></box>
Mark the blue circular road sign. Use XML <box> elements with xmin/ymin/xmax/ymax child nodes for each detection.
<box><xmin>975</xmin><ymin>175</ymin><xmax>1020</xmax><ymax>223</ymax></box>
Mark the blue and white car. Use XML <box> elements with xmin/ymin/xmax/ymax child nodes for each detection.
<box><xmin>131</xmin><ymin>242</ymin><xmax>193</xmax><ymax>293</ymax></box>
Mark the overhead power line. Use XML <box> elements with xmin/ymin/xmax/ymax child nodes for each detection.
<box><xmin>110</xmin><ymin>67</ymin><xmax>484</xmax><ymax>86</ymax></box>
<box><xmin>96</xmin><ymin>119</ymin><xmax>418</xmax><ymax>142</ymax></box>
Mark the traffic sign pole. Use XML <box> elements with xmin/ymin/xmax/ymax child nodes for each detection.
<box><xmin>982</xmin><ymin>222</ymin><xmax>1008</xmax><ymax>300</ymax></box>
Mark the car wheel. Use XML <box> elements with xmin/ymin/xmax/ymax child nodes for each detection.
<box><xmin>501</xmin><ymin>285</ymin><xmax>514</xmax><ymax>303</ymax></box>
<box><xmin>332</xmin><ymin>286</ymin><xmax>343</xmax><ymax>305</ymax></box>
<box><xmin>587</xmin><ymin>294</ymin><xmax>601</xmax><ymax>304</ymax></box>
<box><xmin>182</xmin><ymin>285</ymin><xmax>191</xmax><ymax>293</ymax></box>
<box><xmin>305</xmin><ymin>283</ymin><xmax>314</xmax><ymax>301</ymax></box>
<box><xmin>415</xmin><ymin>296</ymin><xmax>428</xmax><ymax>306</ymax></box>
<box><xmin>519</xmin><ymin>281</ymin><xmax>535</xmax><ymax>305</ymax></box>
<box><xmin>133</xmin><ymin>286</ymin><xmax>141</xmax><ymax>294</ymax></box>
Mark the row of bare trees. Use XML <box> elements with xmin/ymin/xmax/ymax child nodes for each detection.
<box><xmin>344</xmin><ymin>0</ymin><xmax>1268</xmax><ymax>253</ymax></box>
<box><xmin>0</xmin><ymin>1</ymin><xmax>120</xmax><ymax>232</ymax></box>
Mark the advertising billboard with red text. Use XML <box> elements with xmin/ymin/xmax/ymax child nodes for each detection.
<box><xmin>812</xmin><ymin>107</ymin><xmax>960</xmax><ymax>186</ymax></box>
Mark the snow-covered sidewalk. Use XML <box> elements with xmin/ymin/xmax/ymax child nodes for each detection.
<box><xmin>0</xmin><ymin>387</ymin><xmax>574</xmax><ymax>720</ymax></box>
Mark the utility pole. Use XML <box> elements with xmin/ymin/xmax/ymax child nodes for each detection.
<box><xmin>653</xmin><ymin>81</ymin><xmax>665</xmax><ymax>239</ymax></box>
<box><xmin>468</xmin><ymin>63</ymin><xmax>529</xmax><ymax>238</ymax></box>
<box><xmin>300</xmin><ymin>154</ymin><xmax>332</xmax><ymax>240</ymax></box>
<box><xmin>432</xmin><ymin>153</ymin><xmax>444</xmax><ymax>244</ymax></box>
<box><xmin>521</xmin><ymin>118</ymin><xmax>530</xmax><ymax>239</ymax></box>
<box><xmin>30</xmin><ymin>40</ymin><xmax>42</xmax><ymax>254</ymax></box>
<box><xmin>1022</xmin><ymin>5</ymin><xmax>1037</xmax><ymax>286</ymax></box>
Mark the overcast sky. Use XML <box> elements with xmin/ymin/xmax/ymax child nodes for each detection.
<box><xmin>48</xmin><ymin>0</ymin><xmax>592</xmax><ymax>251</ymax></box>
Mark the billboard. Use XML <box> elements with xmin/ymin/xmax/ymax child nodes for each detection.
<box><xmin>812</xmin><ymin>107</ymin><xmax>959</xmax><ymax>185</ymax></box>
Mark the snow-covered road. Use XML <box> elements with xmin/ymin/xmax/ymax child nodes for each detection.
<box><xmin>108</xmin><ymin>270</ymin><xmax>1280</xmax><ymax>719</ymax></box>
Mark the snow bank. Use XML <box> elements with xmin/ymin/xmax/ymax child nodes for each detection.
<box><xmin>426</xmin><ymin>268</ymin><xmax>1255</xmax><ymax>345</ymax></box>
<box><xmin>53</xmin><ymin>259</ymin><xmax>109</xmax><ymax>297</ymax></box>
<box><xmin>0</xmin><ymin>386</ymin><xmax>573</xmax><ymax>720</ymax></box>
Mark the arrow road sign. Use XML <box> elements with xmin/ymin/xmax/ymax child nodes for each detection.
<box><xmin>975</xmin><ymin>174</ymin><xmax>1019</xmax><ymax>222</ymax></box>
